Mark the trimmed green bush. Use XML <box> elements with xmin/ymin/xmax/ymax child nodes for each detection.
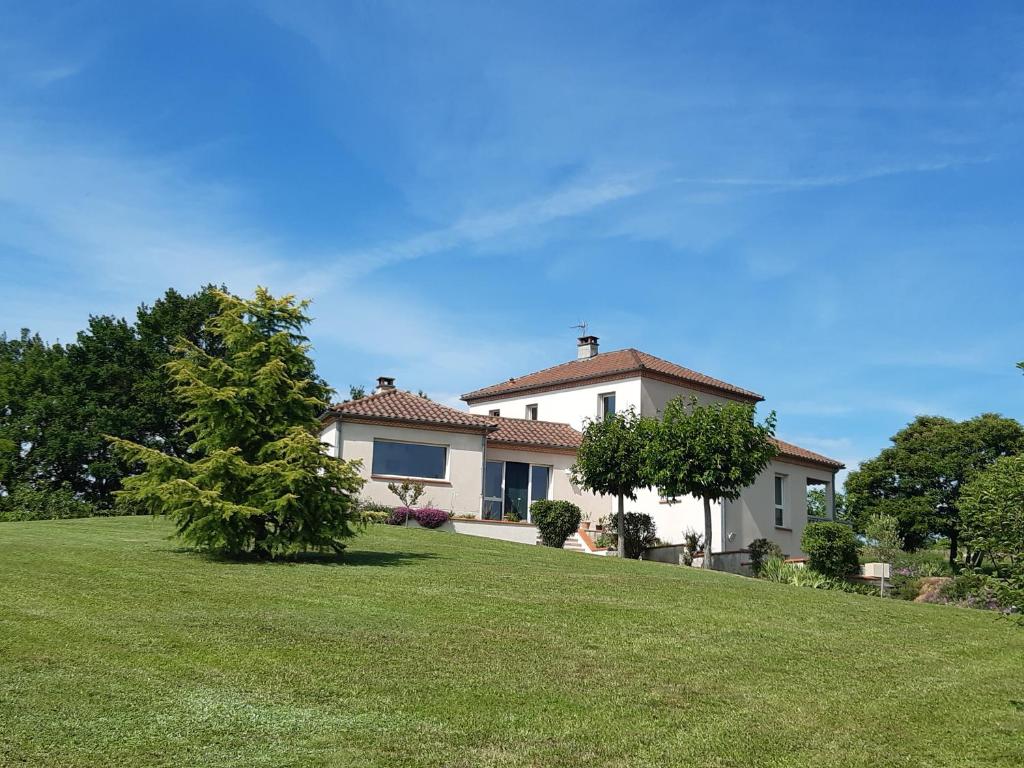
<box><xmin>801</xmin><ymin>522</ymin><xmax>859</xmax><ymax>578</ymax></box>
<box><xmin>748</xmin><ymin>538</ymin><xmax>783</xmax><ymax>576</ymax></box>
<box><xmin>599</xmin><ymin>512</ymin><xmax>658</xmax><ymax>559</ymax></box>
<box><xmin>530</xmin><ymin>500</ymin><xmax>582</xmax><ymax>548</ymax></box>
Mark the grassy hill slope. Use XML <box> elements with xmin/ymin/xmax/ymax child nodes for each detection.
<box><xmin>1</xmin><ymin>517</ymin><xmax>1022</xmax><ymax>767</ymax></box>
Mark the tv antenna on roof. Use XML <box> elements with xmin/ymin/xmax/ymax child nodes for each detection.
<box><xmin>570</xmin><ymin>320</ymin><xmax>588</xmax><ymax>337</ymax></box>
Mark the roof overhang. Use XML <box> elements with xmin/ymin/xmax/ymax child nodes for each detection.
<box><xmin>328</xmin><ymin>412</ymin><xmax>497</xmax><ymax>435</ymax></box>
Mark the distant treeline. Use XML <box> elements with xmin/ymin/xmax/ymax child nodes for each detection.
<box><xmin>0</xmin><ymin>286</ymin><xmax>228</xmax><ymax>518</ymax></box>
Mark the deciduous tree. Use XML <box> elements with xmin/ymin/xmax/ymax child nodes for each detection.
<box><xmin>960</xmin><ymin>455</ymin><xmax>1024</xmax><ymax>570</ymax></box>
<box><xmin>845</xmin><ymin>414</ymin><xmax>1024</xmax><ymax>564</ymax></box>
<box><xmin>572</xmin><ymin>407</ymin><xmax>653</xmax><ymax>558</ymax></box>
<box><xmin>647</xmin><ymin>397</ymin><xmax>777</xmax><ymax>569</ymax></box>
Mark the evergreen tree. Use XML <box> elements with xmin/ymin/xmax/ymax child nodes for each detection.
<box><xmin>111</xmin><ymin>288</ymin><xmax>363</xmax><ymax>558</ymax></box>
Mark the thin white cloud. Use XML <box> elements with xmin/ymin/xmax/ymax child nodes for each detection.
<box><xmin>672</xmin><ymin>157</ymin><xmax>989</xmax><ymax>191</ymax></box>
<box><xmin>328</xmin><ymin>174</ymin><xmax>651</xmax><ymax>280</ymax></box>
<box><xmin>0</xmin><ymin>120</ymin><xmax>584</xmax><ymax>393</ymax></box>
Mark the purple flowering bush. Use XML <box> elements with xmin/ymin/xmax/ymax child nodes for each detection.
<box><xmin>386</xmin><ymin>507</ymin><xmax>413</xmax><ymax>526</ymax></box>
<box><xmin>413</xmin><ymin>507</ymin><xmax>449</xmax><ymax>529</ymax></box>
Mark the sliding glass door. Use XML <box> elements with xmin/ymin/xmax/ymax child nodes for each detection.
<box><xmin>503</xmin><ymin>462</ymin><xmax>530</xmax><ymax>522</ymax></box>
<box><xmin>482</xmin><ymin>460</ymin><xmax>552</xmax><ymax>522</ymax></box>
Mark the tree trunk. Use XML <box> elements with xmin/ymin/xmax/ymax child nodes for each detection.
<box><xmin>702</xmin><ymin>496</ymin><xmax>714</xmax><ymax>569</ymax></box>
<box><xmin>616</xmin><ymin>494</ymin><xmax>625</xmax><ymax>558</ymax></box>
<box><xmin>948</xmin><ymin>529</ymin><xmax>958</xmax><ymax>568</ymax></box>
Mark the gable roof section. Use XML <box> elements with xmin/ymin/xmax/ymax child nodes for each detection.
<box><xmin>327</xmin><ymin>389</ymin><xmax>495</xmax><ymax>432</ymax></box>
<box><xmin>488</xmin><ymin>417</ymin><xmax>582</xmax><ymax>451</ymax></box>
<box><xmin>461</xmin><ymin>348</ymin><xmax>763</xmax><ymax>404</ymax></box>
<box><xmin>772</xmin><ymin>438</ymin><xmax>845</xmax><ymax>470</ymax></box>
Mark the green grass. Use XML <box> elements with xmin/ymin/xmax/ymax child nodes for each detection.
<box><xmin>1</xmin><ymin>518</ymin><xmax>1022</xmax><ymax>767</ymax></box>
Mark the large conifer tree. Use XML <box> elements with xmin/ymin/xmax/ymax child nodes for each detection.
<box><xmin>111</xmin><ymin>288</ymin><xmax>363</xmax><ymax>558</ymax></box>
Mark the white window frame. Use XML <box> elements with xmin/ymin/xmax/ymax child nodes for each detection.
<box><xmin>598</xmin><ymin>392</ymin><xmax>616</xmax><ymax>419</ymax></box>
<box><xmin>774</xmin><ymin>474</ymin><xmax>786</xmax><ymax>528</ymax></box>
<box><xmin>525</xmin><ymin>403</ymin><xmax>538</xmax><ymax>420</ymax></box>
<box><xmin>488</xmin><ymin>408</ymin><xmax>500</xmax><ymax>417</ymax></box>
<box><xmin>371</xmin><ymin>438</ymin><xmax>449</xmax><ymax>482</ymax></box>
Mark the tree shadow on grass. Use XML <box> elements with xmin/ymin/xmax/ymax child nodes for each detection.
<box><xmin>279</xmin><ymin>549</ymin><xmax>439</xmax><ymax>568</ymax></box>
<box><xmin>165</xmin><ymin>546</ymin><xmax>438</xmax><ymax>568</ymax></box>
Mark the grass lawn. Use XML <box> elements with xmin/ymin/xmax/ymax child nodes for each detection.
<box><xmin>1</xmin><ymin>518</ymin><xmax>1022</xmax><ymax>767</ymax></box>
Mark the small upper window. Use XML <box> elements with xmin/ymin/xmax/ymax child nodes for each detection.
<box><xmin>525</xmin><ymin>404</ymin><xmax>538</xmax><ymax>420</ymax></box>
<box><xmin>488</xmin><ymin>409</ymin><xmax>500</xmax><ymax>417</ymax></box>
<box><xmin>599</xmin><ymin>392</ymin><xmax>616</xmax><ymax>419</ymax></box>
<box><xmin>774</xmin><ymin>474</ymin><xmax>786</xmax><ymax>527</ymax></box>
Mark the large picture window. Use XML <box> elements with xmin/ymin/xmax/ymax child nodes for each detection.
<box><xmin>372</xmin><ymin>440</ymin><xmax>447</xmax><ymax>480</ymax></box>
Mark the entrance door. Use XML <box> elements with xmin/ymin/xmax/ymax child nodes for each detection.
<box><xmin>503</xmin><ymin>462</ymin><xmax>530</xmax><ymax>522</ymax></box>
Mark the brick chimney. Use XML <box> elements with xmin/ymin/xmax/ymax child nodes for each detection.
<box><xmin>576</xmin><ymin>335</ymin><xmax>599</xmax><ymax>359</ymax></box>
<box><xmin>375</xmin><ymin>376</ymin><xmax>396</xmax><ymax>393</ymax></box>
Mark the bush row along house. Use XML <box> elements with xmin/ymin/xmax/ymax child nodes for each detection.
<box><xmin>319</xmin><ymin>336</ymin><xmax>844</xmax><ymax>557</ymax></box>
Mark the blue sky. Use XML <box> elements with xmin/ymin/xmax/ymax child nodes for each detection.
<box><xmin>2</xmin><ymin>1</ymin><xmax>1023</xmax><ymax>482</ymax></box>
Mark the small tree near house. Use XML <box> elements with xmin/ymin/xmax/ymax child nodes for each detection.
<box><xmin>648</xmin><ymin>397</ymin><xmax>777</xmax><ymax>569</ymax></box>
<box><xmin>572</xmin><ymin>407</ymin><xmax>653</xmax><ymax>558</ymax></box>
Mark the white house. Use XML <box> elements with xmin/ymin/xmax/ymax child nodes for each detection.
<box><xmin>320</xmin><ymin>336</ymin><xmax>843</xmax><ymax>559</ymax></box>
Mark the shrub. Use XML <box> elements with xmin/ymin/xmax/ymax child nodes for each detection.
<box><xmin>413</xmin><ymin>507</ymin><xmax>449</xmax><ymax>529</ymax></box>
<box><xmin>889</xmin><ymin>575</ymin><xmax>924</xmax><ymax>601</ymax></box>
<box><xmin>758</xmin><ymin>556</ymin><xmax>853</xmax><ymax>592</ymax></box>
<box><xmin>759</xmin><ymin>556</ymin><xmax>800</xmax><ymax>583</ymax></box>
<box><xmin>598</xmin><ymin>512</ymin><xmax>657</xmax><ymax>559</ymax></box>
<box><xmin>939</xmin><ymin>573</ymin><xmax>997</xmax><ymax>607</ymax></box>
<box><xmin>748</xmin><ymin>538</ymin><xmax>783</xmax><ymax>576</ymax></box>
<box><xmin>0</xmin><ymin>485</ymin><xmax>95</xmax><ymax>522</ymax></box>
<box><xmin>802</xmin><ymin>522</ymin><xmax>860</xmax><ymax>579</ymax></box>
<box><xmin>356</xmin><ymin>500</ymin><xmax>394</xmax><ymax>524</ymax></box>
<box><xmin>681</xmin><ymin>528</ymin><xmax>704</xmax><ymax>566</ymax></box>
<box><xmin>531</xmin><ymin>500</ymin><xmax>582</xmax><ymax>548</ymax></box>
<box><xmin>386</xmin><ymin>507</ymin><xmax>413</xmax><ymax>526</ymax></box>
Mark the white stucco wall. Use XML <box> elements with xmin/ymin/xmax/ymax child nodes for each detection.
<box><xmin>725</xmin><ymin>459</ymin><xmax>836</xmax><ymax>557</ymax></box>
<box><xmin>484</xmin><ymin>444</ymin><xmax>606</xmax><ymax>523</ymax></box>
<box><xmin>329</xmin><ymin>420</ymin><xmax>487</xmax><ymax>516</ymax></box>
<box><xmin>639</xmin><ymin>376</ymin><xmax>737</xmax><ymax>418</ymax></box>
<box><xmin>468</xmin><ymin>377</ymin><xmax>643</xmax><ymax>431</ymax></box>
<box><xmin>320</xmin><ymin>420</ymin><xmax>340</xmax><ymax>458</ymax></box>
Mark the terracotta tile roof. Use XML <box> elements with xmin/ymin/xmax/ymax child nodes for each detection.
<box><xmin>461</xmin><ymin>348</ymin><xmax>762</xmax><ymax>404</ymax></box>
<box><xmin>487</xmin><ymin>417</ymin><xmax>582</xmax><ymax>450</ymax></box>
<box><xmin>772</xmin><ymin>437</ymin><xmax>845</xmax><ymax>470</ymax></box>
<box><xmin>327</xmin><ymin>389</ymin><xmax>495</xmax><ymax>431</ymax></box>
<box><xmin>326</xmin><ymin>390</ymin><xmax>841</xmax><ymax>468</ymax></box>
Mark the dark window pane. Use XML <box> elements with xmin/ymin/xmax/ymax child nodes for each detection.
<box><xmin>530</xmin><ymin>466</ymin><xmax>550</xmax><ymax>503</ymax></box>
<box><xmin>483</xmin><ymin>499</ymin><xmax>503</xmax><ymax>520</ymax></box>
<box><xmin>774</xmin><ymin>476</ymin><xmax>784</xmax><ymax>506</ymax></box>
<box><xmin>484</xmin><ymin>461</ymin><xmax>503</xmax><ymax>500</ymax></box>
<box><xmin>371</xmin><ymin>440</ymin><xmax>447</xmax><ymax>479</ymax></box>
<box><xmin>602</xmin><ymin>393</ymin><xmax>616</xmax><ymax>417</ymax></box>
<box><xmin>504</xmin><ymin>462</ymin><xmax>529</xmax><ymax>521</ymax></box>
<box><xmin>775</xmin><ymin>508</ymin><xmax>784</xmax><ymax>527</ymax></box>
